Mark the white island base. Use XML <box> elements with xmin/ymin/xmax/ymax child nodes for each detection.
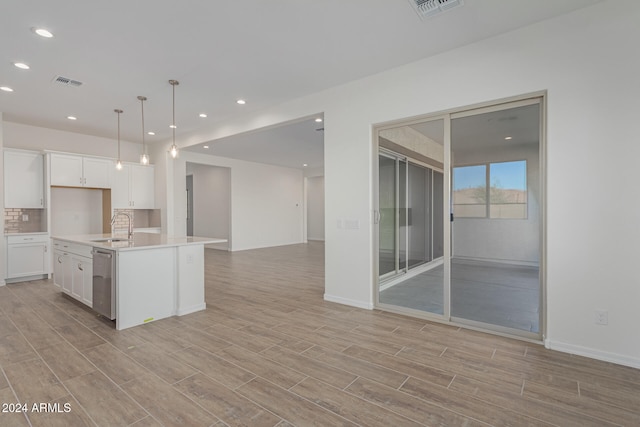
<box><xmin>117</xmin><ymin>244</ymin><xmax>206</xmax><ymax>330</ymax></box>
<box><xmin>52</xmin><ymin>233</ymin><xmax>225</xmax><ymax>330</ymax></box>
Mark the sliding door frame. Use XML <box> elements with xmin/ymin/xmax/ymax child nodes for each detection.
<box><xmin>374</xmin><ymin>114</ymin><xmax>450</xmax><ymax>322</ymax></box>
<box><xmin>372</xmin><ymin>91</ymin><xmax>546</xmax><ymax>343</ymax></box>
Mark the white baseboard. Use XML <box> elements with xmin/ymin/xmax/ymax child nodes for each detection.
<box><xmin>0</xmin><ymin>280</ymin><xmax>5</xmax><ymax>287</ymax></box>
<box><xmin>545</xmin><ymin>338</ymin><xmax>640</xmax><ymax>369</ymax></box>
<box><xmin>176</xmin><ymin>303</ymin><xmax>206</xmax><ymax>316</ymax></box>
<box><xmin>324</xmin><ymin>293</ymin><xmax>373</xmax><ymax>310</ymax></box>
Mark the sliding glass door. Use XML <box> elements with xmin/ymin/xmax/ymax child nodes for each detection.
<box><xmin>378</xmin><ymin>153</ymin><xmax>405</xmax><ymax>280</ymax></box>
<box><xmin>374</xmin><ymin>96</ymin><xmax>544</xmax><ymax>340</ymax></box>
<box><xmin>377</xmin><ymin>117</ymin><xmax>445</xmax><ymax>316</ymax></box>
<box><xmin>450</xmin><ymin>100</ymin><xmax>542</xmax><ymax>336</ymax></box>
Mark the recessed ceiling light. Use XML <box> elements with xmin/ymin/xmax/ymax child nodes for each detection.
<box><xmin>236</xmin><ymin>99</ymin><xmax>246</xmax><ymax>105</ymax></box>
<box><xmin>505</xmin><ymin>136</ymin><xmax>513</xmax><ymax>140</ymax></box>
<box><xmin>303</xmin><ymin>163</ymin><xmax>308</xmax><ymax>167</ymax></box>
<box><xmin>199</xmin><ymin>113</ymin><xmax>207</xmax><ymax>118</ymax></box>
<box><xmin>0</xmin><ymin>86</ymin><xmax>14</xmax><ymax>92</ymax></box>
<box><xmin>67</xmin><ymin>116</ymin><xmax>77</xmax><ymax>120</ymax></box>
<box><xmin>203</xmin><ymin>145</ymin><xmax>209</xmax><ymax>149</ymax></box>
<box><xmin>169</xmin><ymin>124</ymin><xmax>177</xmax><ymax>129</ymax></box>
<box><xmin>32</xmin><ymin>27</ymin><xmax>53</xmax><ymax>38</ymax></box>
<box><xmin>14</xmin><ymin>62</ymin><xmax>30</xmax><ymax>70</ymax></box>
<box><xmin>315</xmin><ymin>118</ymin><xmax>323</xmax><ymax>123</ymax></box>
<box><xmin>147</xmin><ymin>131</ymin><xmax>155</xmax><ymax>135</ymax></box>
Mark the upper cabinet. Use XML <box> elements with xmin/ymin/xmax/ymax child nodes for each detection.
<box><xmin>50</xmin><ymin>153</ymin><xmax>112</xmax><ymax>188</ymax></box>
<box><xmin>4</xmin><ymin>150</ymin><xmax>45</xmax><ymax>208</ymax></box>
<box><xmin>112</xmin><ymin>163</ymin><xmax>155</xmax><ymax>209</ymax></box>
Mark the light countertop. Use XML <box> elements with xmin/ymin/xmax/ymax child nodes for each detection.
<box><xmin>52</xmin><ymin>233</ymin><xmax>227</xmax><ymax>252</ymax></box>
<box><xmin>5</xmin><ymin>231</ymin><xmax>49</xmax><ymax>236</ymax></box>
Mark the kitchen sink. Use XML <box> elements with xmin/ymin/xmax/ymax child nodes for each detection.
<box><xmin>91</xmin><ymin>238</ymin><xmax>131</xmax><ymax>243</ymax></box>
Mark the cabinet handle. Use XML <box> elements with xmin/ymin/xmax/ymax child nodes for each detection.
<box><xmin>78</xmin><ymin>264</ymin><xmax>83</xmax><ymax>271</ymax></box>
<box><xmin>44</xmin><ymin>245</ymin><xmax>47</xmax><ymax>253</ymax></box>
<box><xmin>40</xmin><ymin>198</ymin><xmax>43</xmax><ymax>206</ymax></box>
<box><xmin>58</xmin><ymin>257</ymin><xmax>63</xmax><ymax>263</ymax></box>
<box><xmin>24</xmin><ymin>238</ymin><xmax>33</xmax><ymax>241</ymax></box>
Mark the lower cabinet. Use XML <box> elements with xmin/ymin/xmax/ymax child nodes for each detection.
<box><xmin>6</xmin><ymin>234</ymin><xmax>50</xmax><ymax>282</ymax></box>
<box><xmin>52</xmin><ymin>240</ymin><xmax>93</xmax><ymax>307</ymax></box>
<box><xmin>71</xmin><ymin>255</ymin><xmax>93</xmax><ymax>306</ymax></box>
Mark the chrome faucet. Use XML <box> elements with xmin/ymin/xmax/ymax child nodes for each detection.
<box><xmin>111</xmin><ymin>212</ymin><xmax>133</xmax><ymax>239</ymax></box>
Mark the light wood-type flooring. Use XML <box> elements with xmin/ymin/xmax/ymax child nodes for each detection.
<box><xmin>1</xmin><ymin>241</ymin><xmax>639</xmax><ymax>426</ymax></box>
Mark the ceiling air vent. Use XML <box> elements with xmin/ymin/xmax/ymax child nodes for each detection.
<box><xmin>52</xmin><ymin>75</ymin><xmax>83</xmax><ymax>87</ymax></box>
<box><xmin>408</xmin><ymin>0</ymin><xmax>464</xmax><ymax>20</ymax></box>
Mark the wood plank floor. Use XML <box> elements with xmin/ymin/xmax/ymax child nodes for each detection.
<box><xmin>0</xmin><ymin>241</ymin><xmax>639</xmax><ymax>426</ymax></box>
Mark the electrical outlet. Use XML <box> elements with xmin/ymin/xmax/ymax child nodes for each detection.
<box><xmin>22</xmin><ymin>214</ymin><xmax>29</xmax><ymax>221</ymax></box>
<box><xmin>595</xmin><ymin>309</ymin><xmax>608</xmax><ymax>325</ymax></box>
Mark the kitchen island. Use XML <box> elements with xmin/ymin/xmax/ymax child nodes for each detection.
<box><xmin>52</xmin><ymin>233</ymin><xmax>226</xmax><ymax>330</ymax></box>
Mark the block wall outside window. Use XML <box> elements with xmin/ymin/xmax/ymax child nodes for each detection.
<box><xmin>453</xmin><ymin>160</ymin><xmax>527</xmax><ymax>219</ymax></box>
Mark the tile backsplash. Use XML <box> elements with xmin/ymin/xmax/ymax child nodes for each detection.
<box><xmin>4</xmin><ymin>208</ymin><xmax>47</xmax><ymax>234</ymax></box>
<box><xmin>112</xmin><ymin>209</ymin><xmax>161</xmax><ymax>233</ymax></box>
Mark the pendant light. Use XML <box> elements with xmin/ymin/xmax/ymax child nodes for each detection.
<box><xmin>114</xmin><ymin>109</ymin><xmax>123</xmax><ymax>170</ymax></box>
<box><xmin>138</xmin><ymin>95</ymin><xmax>149</xmax><ymax>165</ymax></box>
<box><xmin>169</xmin><ymin>79</ymin><xmax>179</xmax><ymax>158</ymax></box>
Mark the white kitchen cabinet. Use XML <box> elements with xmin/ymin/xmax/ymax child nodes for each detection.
<box><xmin>112</xmin><ymin>163</ymin><xmax>155</xmax><ymax>209</ymax></box>
<box><xmin>6</xmin><ymin>234</ymin><xmax>49</xmax><ymax>281</ymax></box>
<box><xmin>4</xmin><ymin>150</ymin><xmax>44</xmax><ymax>208</ymax></box>
<box><xmin>71</xmin><ymin>254</ymin><xmax>93</xmax><ymax>306</ymax></box>
<box><xmin>52</xmin><ymin>239</ymin><xmax>93</xmax><ymax>307</ymax></box>
<box><xmin>53</xmin><ymin>249</ymin><xmax>65</xmax><ymax>289</ymax></box>
<box><xmin>50</xmin><ymin>153</ymin><xmax>112</xmax><ymax>188</ymax></box>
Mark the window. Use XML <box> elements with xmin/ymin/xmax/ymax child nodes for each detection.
<box><xmin>453</xmin><ymin>160</ymin><xmax>527</xmax><ymax>219</ymax></box>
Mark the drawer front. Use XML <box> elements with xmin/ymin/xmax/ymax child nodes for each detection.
<box><xmin>7</xmin><ymin>234</ymin><xmax>49</xmax><ymax>244</ymax></box>
<box><xmin>52</xmin><ymin>240</ymin><xmax>93</xmax><ymax>258</ymax></box>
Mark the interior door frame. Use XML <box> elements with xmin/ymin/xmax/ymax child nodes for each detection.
<box><xmin>372</xmin><ymin>91</ymin><xmax>546</xmax><ymax>343</ymax></box>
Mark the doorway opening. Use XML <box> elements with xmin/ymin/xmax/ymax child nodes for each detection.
<box><xmin>185</xmin><ymin>162</ymin><xmax>231</xmax><ymax>250</ymax></box>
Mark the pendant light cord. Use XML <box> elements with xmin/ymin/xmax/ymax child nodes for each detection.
<box><xmin>115</xmin><ymin>109</ymin><xmax>122</xmax><ymax>160</ymax></box>
<box><xmin>141</xmin><ymin>98</ymin><xmax>145</xmax><ymax>153</ymax></box>
<box><xmin>172</xmin><ymin>82</ymin><xmax>176</xmax><ymax>145</ymax></box>
<box><xmin>169</xmin><ymin>79</ymin><xmax>179</xmax><ymax>157</ymax></box>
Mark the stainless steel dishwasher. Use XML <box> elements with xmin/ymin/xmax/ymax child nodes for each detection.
<box><xmin>92</xmin><ymin>248</ymin><xmax>116</xmax><ymax>320</ymax></box>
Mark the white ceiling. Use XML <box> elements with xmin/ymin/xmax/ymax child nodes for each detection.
<box><xmin>408</xmin><ymin>103</ymin><xmax>540</xmax><ymax>150</ymax></box>
<box><xmin>184</xmin><ymin>115</ymin><xmax>325</xmax><ymax>170</ymax></box>
<box><xmin>1</xmin><ymin>0</ymin><xmax>599</xmax><ymax>169</ymax></box>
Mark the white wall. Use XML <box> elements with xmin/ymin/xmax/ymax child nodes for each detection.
<box><xmin>186</xmin><ymin>163</ymin><xmax>230</xmax><ymax>250</ymax></box>
<box><xmin>50</xmin><ymin>188</ymin><xmax>103</xmax><ymax>235</ymax></box>
<box><xmin>306</xmin><ymin>176</ymin><xmax>325</xmax><ymax>241</ymax></box>
<box><xmin>166</xmin><ymin>1</ymin><xmax>640</xmax><ymax>367</ymax></box>
<box><xmin>173</xmin><ymin>151</ymin><xmax>304</xmax><ymax>251</ymax></box>
<box><xmin>0</xmin><ymin>114</ymin><xmax>5</xmax><ymax>285</ymax></box>
<box><xmin>3</xmin><ymin>122</ymin><xmax>144</xmax><ymax>162</ymax></box>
